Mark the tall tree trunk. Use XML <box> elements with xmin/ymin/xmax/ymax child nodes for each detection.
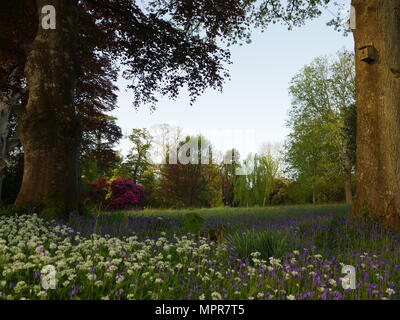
<box><xmin>15</xmin><ymin>0</ymin><xmax>80</xmax><ymax>219</ymax></box>
<box><xmin>343</xmin><ymin>150</ymin><xmax>353</xmax><ymax>205</ymax></box>
<box><xmin>352</xmin><ymin>0</ymin><xmax>400</xmax><ymax>228</ymax></box>
<box><xmin>0</xmin><ymin>100</ymin><xmax>11</xmax><ymax>202</ymax></box>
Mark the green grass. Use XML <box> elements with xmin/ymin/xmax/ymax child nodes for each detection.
<box><xmin>79</xmin><ymin>203</ymin><xmax>350</xmax><ymax>242</ymax></box>
<box><xmin>101</xmin><ymin>203</ymin><xmax>350</xmax><ymax>219</ymax></box>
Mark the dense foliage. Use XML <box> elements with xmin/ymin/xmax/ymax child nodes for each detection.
<box><xmin>285</xmin><ymin>50</ymin><xmax>356</xmax><ymax>204</ymax></box>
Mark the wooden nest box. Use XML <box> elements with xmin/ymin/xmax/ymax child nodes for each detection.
<box><xmin>359</xmin><ymin>43</ymin><xmax>375</xmax><ymax>63</ymax></box>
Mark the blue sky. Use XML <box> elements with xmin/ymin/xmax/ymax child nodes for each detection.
<box><xmin>112</xmin><ymin>7</ymin><xmax>354</xmax><ymax>158</ymax></box>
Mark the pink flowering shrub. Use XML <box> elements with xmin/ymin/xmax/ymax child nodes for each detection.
<box><xmin>109</xmin><ymin>178</ymin><xmax>146</xmax><ymax>210</ymax></box>
<box><xmin>85</xmin><ymin>177</ymin><xmax>146</xmax><ymax>210</ymax></box>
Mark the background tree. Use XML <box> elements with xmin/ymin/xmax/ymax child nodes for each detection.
<box><xmin>269</xmin><ymin>178</ymin><xmax>290</xmax><ymax>205</ymax></box>
<box><xmin>113</xmin><ymin>128</ymin><xmax>158</xmax><ymax>207</ymax></box>
<box><xmin>234</xmin><ymin>153</ymin><xmax>279</xmax><ymax>207</ymax></box>
<box><xmin>159</xmin><ymin>135</ymin><xmax>217</xmax><ymax>208</ymax></box>
<box><xmin>124</xmin><ymin>129</ymin><xmax>153</xmax><ymax>184</ymax></box>
<box><xmin>285</xmin><ymin>50</ymin><xmax>356</xmax><ymax>204</ymax></box>
<box><xmin>221</xmin><ymin>149</ymin><xmax>241</xmax><ymax>206</ymax></box>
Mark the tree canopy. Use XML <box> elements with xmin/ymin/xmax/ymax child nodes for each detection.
<box><xmin>285</xmin><ymin>50</ymin><xmax>356</xmax><ymax>203</ymax></box>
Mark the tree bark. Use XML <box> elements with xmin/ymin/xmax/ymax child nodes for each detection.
<box><xmin>15</xmin><ymin>0</ymin><xmax>80</xmax><ymax>219</ymax></box>
<box><xmin>343</xmin><ymin>150</ymin><xmax>353</xmax><ymax>205</ymax></box>
<box><xmin>0</xmin><ymin>100</ymin><xmax>11</xmax><ymax>202</ymax></box>
<box><xmin>352</xmin><ymin>0</ymin><xmax>400</xmax><ymax>228</ymax></box>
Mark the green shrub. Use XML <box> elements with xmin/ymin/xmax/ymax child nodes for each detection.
<box><xmin>182</xmin><ymin>212</ymin><xmax>205</xmax><ymax>233</ymax></box>
<box><xmin>227</xmin><ymin>229</ymin><xmax>298</xmax><ymax>260</ymax></box>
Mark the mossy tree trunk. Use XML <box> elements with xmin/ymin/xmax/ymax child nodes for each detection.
<box><xmin>15</xmin><ymin>0</ymin><xmax>80</xmax><ymax>219</ymax></box>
